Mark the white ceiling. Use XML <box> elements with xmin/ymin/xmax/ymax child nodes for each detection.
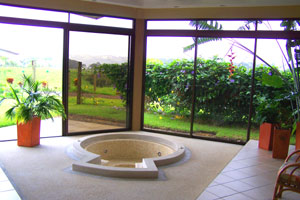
<box><xmin>84</xmin><ymin>0</ymin><xmax>300</xmax><ymax>9</ymax></box>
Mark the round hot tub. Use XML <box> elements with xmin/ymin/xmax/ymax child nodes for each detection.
<box><xmin>71</xmin><ymin>133</ymin><xmax>185</xmax><ymax>178</ymax></box>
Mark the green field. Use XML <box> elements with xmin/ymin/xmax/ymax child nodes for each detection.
<box><xmin>0</xmin><ymin>67</ymin><xmax>63</xmax><ymax>90</ymax></box>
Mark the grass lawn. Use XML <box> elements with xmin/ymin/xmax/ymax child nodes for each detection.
<box><xmin>73</xmin><ymin>86</ymin><xmax>118</xmax><ymax>96</ymax></box>
<box><xmin>144</xmin><ymin>112</ymin><xmax>296</xmax><ymax>144</ymax></box>
<box><xmin>68</xmin><ymin>96</ymin><xmax>126</xmax><ymax>122</ymax></box>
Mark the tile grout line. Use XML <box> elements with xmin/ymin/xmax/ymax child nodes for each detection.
<box><xmin>0</xmin><ymin>167</ymin><xmax>21</xmax><ymax>199</ymax></box>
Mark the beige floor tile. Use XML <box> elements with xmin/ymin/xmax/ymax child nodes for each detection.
<box><xmin>197</xmin><ymin>140</ymin><xmax>295</xmax><ymax>200</ymax></box>
<box><xmin>237</xmin><ymin>165</ymin><xmax>267</xmax><ymax>176</ymax></box>
<box><xmin>213</xmin><ymin>174</ymin><xmax>235</xmax><ymax>184</ymax></box>
<box><xmin>222</xmin><ymin>193</ymin><xmax>254</xmax><ymax>200</ymax></box>
<box><xmin>206</xmin><ymin>185</ymin><xmax>238</xmax><ymax>198</ymax></box>
<box><xmin>223</xmin><ymin>170</ymin><xmax>253</xmax><ymax>180</ymax></box>
<box><xmin>222</xmin><ymin>180</ymin><xmax>255</xmax><ymax>192</ymax></box>
<box><xmin>196</xmin><ymin>191</ymin><xmax>219</xmax><ymax>200</ymax></box>
<box><xmin>240</xmin><ymin>176</ymin><xmax>274</xmax><ymax>187</ymax></box>
<box><xmin>242</xmin><ymin>185</ymin><xmax>275</xmax><ymax>200</ymax></box>
<box><xmin>208</xmin><ymin>181</ymin><xmax>219</xmax><ymax>187</ymax></box>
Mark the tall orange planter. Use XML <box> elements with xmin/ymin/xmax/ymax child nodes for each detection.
<box><xmin>295</xmin><ymin>122</ymin><xmax>300</xmax><ymax>150</ymax></box>
<box><xmin>272</xmin><ymin>128</ymin><xmax>291</xmax><ymax>159</ymax></box>
<box><xmin>17</xmin><ymin>117</ymin><xmax>41</xmax><ymax>147</ymax></box>
<box><xmin>259</xmin><ymin>123</ymin><xmax>275</xmax><ymax>150</ymax></box>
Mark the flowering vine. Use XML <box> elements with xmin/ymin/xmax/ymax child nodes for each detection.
<box><xmin>227</xmin><ymin>49</ymin><xmax>236</xmax><ymax>79</ymax></box>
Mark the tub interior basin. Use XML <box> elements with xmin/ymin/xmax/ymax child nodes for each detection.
<box><xmin>85</xmin><ymin>139</ymin><xmax>175</xmax><ymax>168</ymax></box>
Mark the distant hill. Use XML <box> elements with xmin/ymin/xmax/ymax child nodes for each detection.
<box><xmin>69</xmin><ymin>55</ymin><xmax>127</xmax><ymax>68</ymax></box>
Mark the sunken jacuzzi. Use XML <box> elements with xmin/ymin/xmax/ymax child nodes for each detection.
<box><xmin>71</xmin><ymin>133</ymin><xmax>185</xmax><ymax>178</ymax></box>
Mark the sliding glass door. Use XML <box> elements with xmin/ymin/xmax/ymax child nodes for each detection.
<box><xmin>68</xmin><ymin>31</ymin><xmax>130</xmax><ymax>133</ymax></box>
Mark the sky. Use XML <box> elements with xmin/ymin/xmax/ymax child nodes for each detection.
<box><xmin>0</xmin><ymin>4</ymin><xmax>296</xmax><ymax>70</ymax></box>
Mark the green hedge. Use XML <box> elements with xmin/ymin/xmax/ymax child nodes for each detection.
<box><xmin>94</xmin><ymin>57</ymin><xmax>293</xmax><ymax>126</ymax></box>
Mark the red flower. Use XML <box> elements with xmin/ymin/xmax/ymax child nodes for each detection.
<box><xmin>42</xmin><ymin>81</ymin><xmax>47</xmax><ymax>87</ymax></box>
<box><xmin>227</xmin><ymin>49</ymin><xmax>236</xmax><ymax>79</ymax></box>
<box><xmin>6</xmin><ymin>78</ymin><xmax>14</xmax><ymax>84</ymax></box>
<box><xmin>74</xmin><ymin>78</ymin><xmax>78</xmax><ymax>86</ymax></box>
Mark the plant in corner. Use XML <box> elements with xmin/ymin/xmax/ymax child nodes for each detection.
<box><xmin>255</xmin><ymin>96</ymin><xmax>280</xmax><ymax>151</ymax></box>
<box><xmin>254</xmin><ymin>78</ymin><xmax>293</xmax><ymax>158</ymax></box>
<box><xmin>0</xmin><ymin>74</ymin><xmax>66</xmax><ymax>147</ymax></box>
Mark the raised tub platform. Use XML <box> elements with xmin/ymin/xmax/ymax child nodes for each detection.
<box><xmin>71</xmin><ymin>133</ymin><xmax>185</xmax><ymax>178</ymax></box>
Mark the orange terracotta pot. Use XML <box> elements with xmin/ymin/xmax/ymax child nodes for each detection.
<box><xmin>295</xmin><ymin>122</ymin><xmax>300</xmax><ymax>150</ymax></box>
<box><xmin>17</xmin><ymin>117</ymin><xmax>41</xmax><ymax>147</ymax></box>
<box><xmin>272</xmin><ymin>128</ymin><xmax>291</xmax><ymax>159</ymax></box>
<box><xmin>258</xmin><ymin>123</ymin><xmax>275</xmax><ymax>151</ymax></box>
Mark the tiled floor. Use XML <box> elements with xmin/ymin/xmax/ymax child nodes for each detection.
<box><xmin>0</xmin><ymin>168</ymin><xmax>20</xmax><ymax>200</ymax></box>
<box><xmin>197</xmin><ymin>140</ymin><xmax>300</xmax><ymax>200</ymax></box>
<box><xmin>0</xmin><ymin>139</ymin><xmax>299</xmax><ymax>200</ymax></box>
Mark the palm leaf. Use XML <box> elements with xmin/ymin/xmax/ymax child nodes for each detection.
<box><xmin>184</xmin><ymin>20</ymin><xmax>223</xmax><ymax>52</ymax></box>
<box><xmin>183</xmin><ymin>37</ymin><xmax>222</xmax><ymax>52</ymax></box>
<box><xmin>189</xmin><ymin>20</ymin><xmax>223</xmax><ymax>31</ymax></box>
<box><xmin>8</xmin><ymin>84</ymin><xmax>21</xmax><ymax>104</ymax></box>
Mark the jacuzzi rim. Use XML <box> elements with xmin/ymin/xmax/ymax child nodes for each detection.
<box><xmin>71</xmin><ymin>133</ymin><xmax>185</xmax><ymax>178</ymax></box>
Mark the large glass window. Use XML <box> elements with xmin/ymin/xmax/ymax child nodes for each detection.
<box><xmin>0</xmin><ymin>4</ymin><xmax>134</xmax><ymax>140</ymax></box>
<box><xmin>192</xmin><ymin>38</ymin><xmax>255</xmax><ymax>143</ymax></box>
<box><xmin>144</xmin><ymin>19</ymin><xmax>300</xmax><ymax>144</ymax></box>
<box><xmin>68</xmin><ymin>31</ymin><xmax>130</xmax><ymax>133</ymax></box>
<box><xmin>144</xmin><ymin>37</ymin><xmax>194</xmax><ymax>135</ymax></box>
<box><xmin>0</xmin><ymin>23</ymin><xmax>63</xmax><ymax>140</ymax></box>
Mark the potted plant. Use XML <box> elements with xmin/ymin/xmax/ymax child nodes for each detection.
<box><xmin>0</xmin><ymin>74</ymin><xmax>66</xmax><ymax>147</ymax></box>
<box><xmin>255</xmin><ymin>96</ymin><xmax>280</xmax><ymax>151</ymax></box>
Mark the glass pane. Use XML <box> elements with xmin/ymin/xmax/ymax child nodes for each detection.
<box><xmin>212</xmin><ymin>20</ymin><xmax>254</xmax><ymax>31</ymax></box>
<box><xmin>0</xmin><ymin>23</ymin><xmax>63</xmax><ymax>140</ymax></box>
<box><xmin>192</xmin><ymin>37</ymin><xmax>255</xmax><ymax>143</ymax></box>
<box><xmin>0</xmin><ymin>4</ymin><xmax>68</xmax><ymax>22</ymax></box>
<box><xmin>68</xmin><ymin>31</ymin><xmax>129</xmax><ymax>133</ymax></box>
<box><xmin>255</xmin><ymin>39</ymin><xmax>296</xmax><ymax>144</ymax></box>
<box><xmin>148</xmin><ymin>20</ymin><xmax>254</xmax><ymax>31</ymax></box>
<box><xmin>70</xmin><ymin>14</ymin><xmax>133</xmax><ymax>28</ymax></box>
<box><xmin>147</xmin><ymin>20</ymin><xmax>195</xmax><ymax>30</ymax></box>
<box><xmin>144</xmin><ymin>36</ymin><xmax>194</xmax><ymax>136</ymax></box>
<box><xmin>258</xmin><ymin>20</ymin><xmax>300</xmax><ymax>31</ymax></box>
<box><xmin>256</xmin><ymin>39</ymin><xmax>289</xmax><ymax>69</ymax></box>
